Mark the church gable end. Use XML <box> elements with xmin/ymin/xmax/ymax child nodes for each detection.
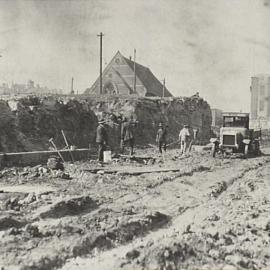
<box><xmin>85</xmin><ymin>51</ymin><xmax>171</xmax><ymax>97</ymax></box>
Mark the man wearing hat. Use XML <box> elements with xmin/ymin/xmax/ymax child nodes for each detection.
<box><xmin>96</xmin><ymin>119</ymin><xmax>108</xmax><ymax>162</ymax></box>
<box><xmin>121</xmin><ymin>116</ymin><xmax>135</xmax><ymax>155</ymax></box>
<box><xmin>179</xmin><ymin>124</ymin><xmax>190</xmax><ymax>154</ymax></box>
<box><xmin>156</xmin><ymin>123</ymin><xmax>167</xmax><ymax>154</ymax></box>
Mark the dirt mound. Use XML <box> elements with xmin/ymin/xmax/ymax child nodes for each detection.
<box><xmin>0</xmin><ymin>96</ymin><xmax>98</xmax><ymax>152</ymax></box>
<box><xmin>86</xmin><ymin>96</ymin><xmax>212</xmax><ymax>149</ymax></box>
<box><xmin>0</xmin><ymin>95</ymin><xmax>211</xmax><ymax>154</ymax></box>
<box><xmin>0</xmin><ymin>101</ymin><xmax>20</xmax><ymax>152</ymax></box>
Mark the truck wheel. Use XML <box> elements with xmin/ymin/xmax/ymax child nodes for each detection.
<box><xmin>211</xmin><ymin>144</ymin><xmax>216</xmax><ymax>157</ymax></box>
<box><xmin>244</xmin><ymin>144</ymin><xmax>249</xmax><ymax>158</ymax></box>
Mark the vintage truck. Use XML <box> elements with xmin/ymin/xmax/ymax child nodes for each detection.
<box><xmin>210</xmin><ymin>112</ymin><xmax>260</xmax><ymax>158</ymax></box>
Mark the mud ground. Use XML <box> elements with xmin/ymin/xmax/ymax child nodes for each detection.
<box><xmin>0</xmin><ymin>147</ymin><xmax>270</xmax><ymax>270</ymax></box>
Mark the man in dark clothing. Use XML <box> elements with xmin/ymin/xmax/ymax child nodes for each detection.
<box><xmin>156</xmin><ymin>123</ymin><xmax>167</xmax><ymax>153</ymax></box>
<box><xmin>121</xmin><ymin>117</ymin><xmax>135</xmax><ymax>155</ymax></box>
<box><xmin>96</xmin><ymin>119</ymin><xmax>108</xmax><ymax>162</ymax></box>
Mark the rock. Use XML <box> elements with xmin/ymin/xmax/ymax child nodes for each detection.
<box><xmin>126</xmin><ymin>249</ymin><xmax>140</xmax><ymax>260</ymax></box>
<box><xmin>264</xmin><ymin>221</ymin><xmax>270</xmax><ymax>231</ymax></box>
<box><xmin>210</xmin><ymin>181</ymin><xmax>227</xmax><ymax>198</ymax></box>
<box><xmin>38</xmin><ymin>167</ymin><xmax>48</xmax><ymax>174</ymax></box>
<box><xmin>60</xmin><ymin>173</ymin><xmax>72</xmax><ymax>180</ymax></box>
<box><xmin>163</xmin><ymin>249</ymin><xmax>170</xmax><ymax>258</ymax></box>
<box><xmin>18</xmin><ymin>192</ymin><xmax>36</xmax><ymax>205</ymax></box>
<box><xmin>225</xmin><ymin>255</ymin><xmax>241</xmax><ymax>265</ymax></box>
<box><xmin>207</xmin><ymin>214</ymin><xmax>220</xmax><ymax>221</ymax></box>
<box><xmin>25</xmin><ymin>224</ymin><xmax>41</xmax><ymax>237</ymax></box>
<box><xmin>209</xmin><ymin>249</ymin><xmax>219</xmax><ymax>259</ymax></box>
<box><xmin>7</xmin><ymin>227</ymin><xmax>21</xmax><ymax>235</ymax></box>
<box><xmin>223</xmin><ymin>236</ymin><xmax>233</xmax><ymax>245</ymax></box>
<box><xmin>4</xmin><ymin>197</ymin><xmax>21</xmax><ymax>211</ymax></box>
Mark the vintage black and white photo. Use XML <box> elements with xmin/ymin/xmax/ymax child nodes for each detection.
<box><xmin>0</xmin><ymin>0</ymin><xmax>270</xmax><ymax>269</ymax></box>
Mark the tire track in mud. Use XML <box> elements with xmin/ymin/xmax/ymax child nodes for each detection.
<box><xmin>2</xmin><ymin>154</ymin><xmax>269</xmax><ymax>270</ymax></box>
<box><xmin>0</xmin><ymin>159</ymin><xmax>213</xmax><ymax>270</ymax></box>
<box><xmin>10</xmin><ymin>211</ymin><xmax>171</xmax><ymax>270</ymax></box>
<box><xmin>61</xmin><ymin>156</ymin><xmax>270</xmax><ymax>270</ymax></box>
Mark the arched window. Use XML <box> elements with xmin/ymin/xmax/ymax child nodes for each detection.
<box><xmin>103</xmin><ymin>81</ymin><xmax>117</xmax><ymax>95</ymax></box>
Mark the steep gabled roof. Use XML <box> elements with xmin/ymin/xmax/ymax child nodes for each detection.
<box><xmin>123</xmin><ymin>56</ymin><xmax>172</xmax><ymax>97</ymax></box>
<box><xmin>85</xmin><ymin>50</ymin><xmax>173</xmax><ymax>97</ymax></box>
<box><xmin>86</xmin><ymin>51</ymin><xmax>123</xmax><ymax>95</ymax></box>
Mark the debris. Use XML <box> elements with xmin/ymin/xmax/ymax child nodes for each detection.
<box><xmin>18</xmin><ymin>192</ymin><xmax>36</xmax><ymax>205</ymax></box>
<box><xmin>126</xmin><ymin>249</ymin><xmax>140</xmax><ymax>260</ymax></box>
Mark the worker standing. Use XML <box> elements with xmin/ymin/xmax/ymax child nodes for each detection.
<box><xmin>179</xmin><ymin>124</ymin><xmax>190</xmax><ymax>154</ymax></box>
<box><xmin>156</xmin><ymin>123</ymin><xmax>167</xmax><ymax>154</ymax></box>
<box><xmin>96</xmin><ymin>119</ymin><xmax>108</xmax><ymax>163</ymax></box>
<box><xmin>121</xmin><ymin>117</ymin><xmax>135</xmax><ymax>156</ymax></box>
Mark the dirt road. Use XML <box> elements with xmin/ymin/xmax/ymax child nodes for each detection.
<box><xmin>1</xmin><ymin>148</ymin><xmax>270</xmax><ymax>270</ymax></box>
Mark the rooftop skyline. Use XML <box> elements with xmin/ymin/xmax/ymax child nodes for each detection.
<box><xmin>0</xmin><ymin>0</ymin><xmax>270</xmax><ymax>111</ymax></box>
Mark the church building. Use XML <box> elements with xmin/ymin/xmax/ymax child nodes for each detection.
<box><xmin>84</xmin><ymin>51</ymin><xmax>172</xmax><ymax>97</ymax></box>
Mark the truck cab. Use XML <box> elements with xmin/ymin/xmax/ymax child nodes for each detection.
<box><xmin>211</xmin><ymin>112</ymin><xmax>260</xmax><ymax>157</ymax></box>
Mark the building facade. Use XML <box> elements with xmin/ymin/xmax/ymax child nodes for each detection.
<box><xmin>84</xmin><ymin>51</ymin><xmax>172</xmax><ymax>97</ymax></box>
<box><xmin>211</xmin><ymin>108</ymin><xmax>223</xmax><ymax>127</ymax></box>
<box><xmin>250</xmin><ymin>74</ymin><xmax>270</xmax><ymax>120</ymax></box>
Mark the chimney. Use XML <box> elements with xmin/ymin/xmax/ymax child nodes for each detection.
<box><xmin>129</xmin><ymin>56</ymin><xmax>132</xmax><ymax>60</ymax></box>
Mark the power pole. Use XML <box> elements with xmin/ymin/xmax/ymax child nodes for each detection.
<box><xmin>133</xmin><ymin>49</ymin><xmax>136</xmax><ymax>93</ymax></box>
<box><xmin>162</xmin><ymin>78</ymin><xmax>165</xmax><ymax>98</ymax></box>
<box><xmin>97</xmin><ymin>32</ymin><xmax>104</xmax><ymax>95</ymax></box>
<box><xmin>71</xmin><ymin>77</ymin><xmax>74</xmax><ymax>94</ymax></box>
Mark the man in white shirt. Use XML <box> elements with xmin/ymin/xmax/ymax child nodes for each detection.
<box><xmin>179</xmin><ymin>125</ymin><xmax>190</xmax><ymax>154</ymax></box>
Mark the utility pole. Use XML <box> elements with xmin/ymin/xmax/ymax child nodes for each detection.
<box><xmin>97</xmin><ymin>32</ymin><xmax>104</xmax><ymax>95</ymax></box>
<box><xmin>162</xmin><ymin>78</ymin><xmax>165</xmax><ymax>98</ymax></box>
<box><xmin>133</xmin><ymin>49</ymin><xmax>136</xmax><ymax>93</ymax></box>
<box><xmin>70</xmin><ymin>77</ymin><xmax>74</xmax><ymax>94</ymax></box>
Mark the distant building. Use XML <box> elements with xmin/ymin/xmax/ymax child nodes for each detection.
<box><xmin>211</xmin><ymin>108</ymin><xmax>223</xmax><ymax>127</ymax></box>
<box><xmin>0</xmin><ymin>80</ymin><xmax>62</xmax><ymax>95</ymax></box>
<box><xmin>250</xmin><ymin>74</ymin><xmax>270</xmax><ymax>120</ymax></box>
<box><xmin>84</xmin><ymin>51</ymin><xmax>172</xmax><ymax>97</ymax></box>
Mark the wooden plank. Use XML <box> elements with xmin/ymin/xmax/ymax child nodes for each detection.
<box><xmin>83</xmin><ymin>167</ymin><xmax>181</xmax><ymax>175</ymax></box>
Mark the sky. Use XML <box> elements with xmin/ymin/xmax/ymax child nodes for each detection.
<box><xmin>0</xmin><ymin>0</ymin><xmax>270</xmax><ymax>112</ymax></box>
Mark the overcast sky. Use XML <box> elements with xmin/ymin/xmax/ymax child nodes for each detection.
<box><xmin>0</xmin><ymin>0</ymin><xmax>270</xmax><ymax>111</ymax></box>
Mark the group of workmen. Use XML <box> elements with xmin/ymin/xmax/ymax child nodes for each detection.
<box><xmin>96</xmin><ymin>116</ymin><xmax>193</xmax><ymax>162</ymax></box>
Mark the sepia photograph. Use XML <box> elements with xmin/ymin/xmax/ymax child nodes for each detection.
<box><xmin>0</xmin><ymin>0</ymin><xmax>270</xmax><ymax>269</ymax></box>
